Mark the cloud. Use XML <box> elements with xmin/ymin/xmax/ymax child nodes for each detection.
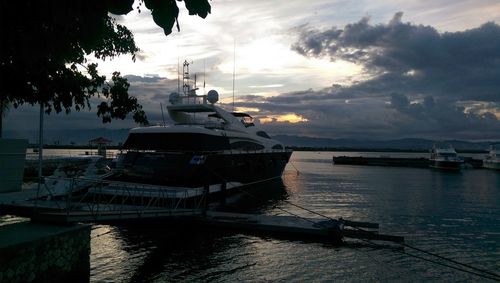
<box><xmin>6</xmin><ymin>4</ymin><xmax>500</xmax><ymax>142</ymax></box>
<box><xmin>284</xmin><ymin>13</ymin><xmax>500</xmax><ymax>139</ymax></box>
<box><xmin>293</xmin><ymin>13</ymin><xmax>500</xmax><ymax>101</ymax></box>
<box><xmin>232</xmin><ymin>86</ymin><xmax>500</xmax><ymax>140</ymax></box>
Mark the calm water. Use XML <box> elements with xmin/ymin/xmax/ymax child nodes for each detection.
<box><xmin>87</xmin><ymin>151</ymin><xmax>499</xmax><ymax>282</ymax></box>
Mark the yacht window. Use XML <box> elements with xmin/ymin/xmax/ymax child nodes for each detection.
<box><xmin>239</xmin><ymin>116</ymin><xmax>255</xmax><ymax>127</ymax></box>
<box><xmin>256</xmin><ymin>131</ymin><xmax>271</xmax><ymax>139</ymax></box>
<box><xmin>123</xmin><ymin>133</ymin><xmax>230</xmax><ymax>151</ymax></box>
<box><xmin>232</xmin><ymin>113</ymin><xmax>255</xmax><ymax>127</ymax></box>
<box><xmin>440</xmin><ymin>153</ymin><xmax>457</xmax><ymax>157</ymax></box>
<box><xmin>230</xmin><ymin>141</ymin><xmax>265</xmax><ymax>150</ymax></box>
<box><xmin>243</xmin><ymin>122</ymin><xmax>255</xmax><ymax>127</ymax></box>
<box><xmin>272</xmin><ymin>144</ymin><xmax>283</xmax><ymax>150</ymax></box>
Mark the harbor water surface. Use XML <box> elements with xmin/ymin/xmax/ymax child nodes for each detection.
<box><xmin>86</xmin><ymin>151</ymin><xmax>499</xmax><ymax>282</ymax></box>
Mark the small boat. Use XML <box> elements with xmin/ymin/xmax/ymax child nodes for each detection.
<box><xmin>429</xmin><ymin>144</ymin><xmax>463</xmax><ymax>170</ymax></box>
<box><xmin>483</xmin><ymin>146</ymin><xmax>500</xmax><ymax>170</ymax></box>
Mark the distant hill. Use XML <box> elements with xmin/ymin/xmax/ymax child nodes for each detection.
<box><xmin>4</xmin><ymin>128</ymin><xmax>130</xmax><ymax>146</ymax></box>
<box><xmin>272</xmin><ymin>135</ymin><xmax>496</xmax><ymax>151</ymax></box>
<box><xmin>4</xmin><ymin>129</ymin><xmax>497</xmax><ymax>151</ymax></box>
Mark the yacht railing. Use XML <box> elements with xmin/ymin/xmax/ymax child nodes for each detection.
<box><xmin>175</xmin><ymin>94</ymin><xmax>208</xmax><ymax>105</ymax></box>
<box><xmin>126</xmin><ymin>147</ymin><xmax>291</xmax><ymax>154</ymax></box>
<box><xmin>37</xmin><ymin>176</ymin><xmax>207</xmax><ymax>220</ymax></box>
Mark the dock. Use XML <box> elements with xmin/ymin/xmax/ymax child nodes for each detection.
<box><xmin>332</xmin><ymin>156</ymin><xmax>483</xmax><ymax>168</ymax></box>
<box><xmin>193</xmin><ymin>211</ymin><xmax>404</xmax><ymax>243</ymax></box>
<box><xmin>333</xmin><ymin>156</ymin><xmax>429</xmax><ymax>168</ymax></box>
<box><xmin>1</xmin><ymin>176</ymin><xmax>404</xmax><ymax>245</ymax></box>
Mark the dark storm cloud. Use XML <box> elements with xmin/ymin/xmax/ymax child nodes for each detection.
<box><xmin>237</xmin><ymin>86</ymin><xmax>500</xmax><ymax>140</ymax></box>
<box><xmin>124</xmin><ymin>75</ymin><xmax>180</xmax><ymax>124</ymax></box>
<box><xmin>233</xmin><ymin>90</ymin><xmax>400</xmax><ymax>139</ymax></box>
<box><xmin>125</xmin><ymin>75</ymin><xmax>178</xmax><ymax>102</ymax></box>
<box><xmin>125</xmin><ymin>74</ymin><xmax>164</xmax><ymax>83</ymax></box>
<box><xmin>388</xmin><ymin>93</ymin><xmax>499</xmax><ymax>137</ymax></box>
<box><xmin>282</xmin><ymin>13</ymin><xmax>500</xmax><ymax>139</ymax></box>
<box><xmin>292</xmin><ymin>12</ymin><xmax>500</xmax><ymax>102</ymax></box>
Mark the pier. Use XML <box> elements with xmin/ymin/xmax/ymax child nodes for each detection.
<box><xmin>332</xmin><ymin>156</ymin><xmax>484</xmax><ymax>168</ymax></box>
<box><xmin>1</xmin><ymin>176</ymin><xmax>404</xmax><ymax>245</ymax></box>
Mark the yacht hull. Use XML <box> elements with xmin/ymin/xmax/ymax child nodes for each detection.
<box><xmin>114</xmin><ymin>150</ymin><xmax>293</xmax><ymax>187</ymax></box>
<box><xmin>429</xmin><ymin>160</ymin><xmax>463</xmax><ymax>170</ymax></box>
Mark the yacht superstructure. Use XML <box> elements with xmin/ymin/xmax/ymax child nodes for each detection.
<box><xmin>115</xmin><ymin>61</ymin><xmax>292</xmax><ymax>187</ymax></box>
<box><xmin>429</xmin><ymin>145</ymin><xmax>463</xmax><ymax>170</ymax></box>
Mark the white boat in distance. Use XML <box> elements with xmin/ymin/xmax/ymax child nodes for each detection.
<box><xmin>483</xmin><ymin>146</ymin><xmax>500</xmax><ymax>170</ymax></box>
<box><xmin>114</xmin><ymin>61</ymin><xmax>292</xmax><ymax>187</ymax></box>
<box><xmin>429</xmin><ymin>144</ymin><xmax>463</xmax><ymax>170</ymax></box>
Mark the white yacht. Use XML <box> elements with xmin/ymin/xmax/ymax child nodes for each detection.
<box><xmin>483</xmin><ymin>146</ymin><xmax>500</xmax><ymax>170</ymax></box>
<box><xmin>429</xmin><ymin>145</ymin><xmax>463</xmax><ymax>170</ymax></box>
<box><xmin>114</xmin><ymin>62</ymin><xmax>292</xmax><ymax>187</ymax></box>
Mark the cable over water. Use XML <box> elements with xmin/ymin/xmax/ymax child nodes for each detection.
<box><xmin>206</xmin><ymin>166</ymin><xmax>500</xmax><ymax>281</ymax></box>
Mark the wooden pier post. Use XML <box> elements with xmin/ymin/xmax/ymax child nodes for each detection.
<box><xmin>202</xmin><ymin>184</ymin><xmax>209</xmax><ymax>216</ymax></box>
<box><xmin>220</xmin><ymin>182</ymin><xmax>227</xmax><ymax>207</ymax></box>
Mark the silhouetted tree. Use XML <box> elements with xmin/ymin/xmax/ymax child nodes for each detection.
<box><xmin>0</xmin><ymin>0</ymin><xmax>211</xmax><ymax>135</ymax></box>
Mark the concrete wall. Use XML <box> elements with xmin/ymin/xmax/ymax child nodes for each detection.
<box><xmin>0</xmin><ymin>222</ymin><xmax>90</xmax><ymax>283</ymax></box>
<box><xmin>0</xmin><ymin>139</ymin><xmax>28</xmax><ymax>193</ymax></box>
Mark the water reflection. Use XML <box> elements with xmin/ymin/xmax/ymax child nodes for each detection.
<box><xmin>90</xmin><ymin>179</ymin><xmax>289</xmax><ymax>282</ymax></box>
<box><xmin>89</xmin><ymin>151</ymin><xmax>499</xmax><ymax>282</ymax></box>
<box><xmin>91</xmin><ymin>225</ymin><xmax>131</xmax><ymax>282</ymax></box>
<box><xmin>222</xmin><ymin>178</ymin><xmax>289</xmax><ymax>214</ymax></box>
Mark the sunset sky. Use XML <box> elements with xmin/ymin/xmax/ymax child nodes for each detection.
<box><xmin>5</xmin><ymin>0</ymin><xmax>500</xmax><ymax>142</ymax></box>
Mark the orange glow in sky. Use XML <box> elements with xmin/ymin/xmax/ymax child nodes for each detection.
<box><xmin>259</xmin><ymin>113</ymin><xmax>309</xmax><ymax>124</ymax></box>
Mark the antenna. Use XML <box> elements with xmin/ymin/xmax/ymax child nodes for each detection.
<box><xmin>203</xmin><ymin>59</ymin><xmax>206</xmax><ymax>95</ymax></box>
<box><xmin>232</xmin><ymin>39</ymin><xmax>236</xmax><ymax>112</ymax></box>
<box><xmin>160</xmin><ymin>102</ymin><xmax>166</xmax><ymax>126</ymax></box>
<box><xmin>182</xmin><ymin>60</ymin><xmax>190</xmax><ymax>95</ymax></box>
<box><xmin>177</xmin><ymin>56</ymin><xmax>180</xmax><ymax>94</ymax></box>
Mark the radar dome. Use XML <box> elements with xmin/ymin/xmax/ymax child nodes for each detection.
<box><xmin>169</xmin><ymin>92</ymin><xmax>180</xmax><ymax>104</ymax></box>
<box><xmin>207</xmin><ymin>90</ymin><xmax>219</xmax><ymax>104</ymax></box>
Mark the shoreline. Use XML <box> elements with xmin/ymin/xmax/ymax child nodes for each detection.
<box><xmin>27</xmin><ymin>145</ymin><xmax>489</xmax><ymax>154</ymax></box>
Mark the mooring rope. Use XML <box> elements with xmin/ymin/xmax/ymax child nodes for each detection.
<box><xmin>348</xmin><ymin>224</ymin><xmax>500</xmax><ymax>281</ymax></box>
<box><xmin>401</xmin><ymin>242</ymin><xmax>500</xmax><ymax>280</ymax></box>
<box><xmin>199</xmin><ymin>159</ymin><xmax>499</xmax><ymax>279</ymax></box>
<box><xmin>400</xmin><ymin>249</ymin><xmax>500</xmax><ymax>281</ymax></box>
<box><xmin>204</xmin><ymin>168</ymin><xmax>332</xmax><ymax>229</ymax></box>
<box><xmin>206</xmin><ymin>167</ymin><xmax>335</xmax><ymax>222</ymax></box>
<box><xmin>355</xmin><ymin>236</ymin><xmax>500</xmax><ymax>282</ymax></box>
<box><xmin>349</xmin><ymin>243</ymin><xmax>408</xmax><ymax>281</ymax></box>
<box><xmin>206</xmin><ymin>167</ymin><xmax>500</xmax><ymax>281</ymax></box>
<box><xmin>289</xmin><ymin>161</ymin><xmax>300</xmax><ymax>175</ymax></box>
<box><xmin>234</xmin><ymin>185</ymin><xmax>324</xmax><ymax>227</ymax></box>
<box><xmin>91</xmin><ymin>230</ymin><xmax>113</xmax><ymax>239</ymax></box>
